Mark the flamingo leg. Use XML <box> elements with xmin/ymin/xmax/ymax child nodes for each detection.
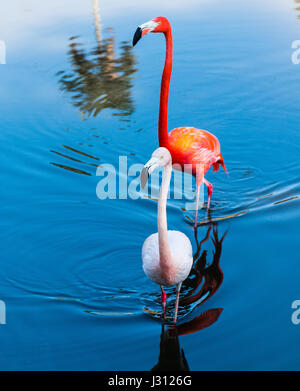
<box><xmin>161</xmin><ymin>286</ymin><xmax>167</xmax><ymax>319</ymax></box>
<box><xmin>194</xmin><ymin>181</ymin><xmax>201</xmax><ymax>229</ymax></box>
<box><xmin>173</xmin><ymin>282</ymin><xmax>182</xmax><ymax>324</ymax></box>
<box><xmin>203</xmin><ymin>178</ymin><xmax>213</xmax><ymax>210</ymax></box>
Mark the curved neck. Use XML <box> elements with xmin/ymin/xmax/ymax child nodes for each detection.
<box><xmin>158</xmin><ymin>163</ymin><xmax>172</xmax><ymax>266</ymax></box>
<box><xmin>159</xmin><ymin>29</ymin><xmax>173</xmax><ymax>147</ymax></box>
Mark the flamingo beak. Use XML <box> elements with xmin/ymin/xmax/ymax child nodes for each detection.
<box><xmin>140</xmin><ymin>157</ymin><xmax>159</xmax><ymax>189</ymax></box>
<box><xmin>132</xmin><ymin>27</ymin><xmax>142</xmax><ymax>46</ymax></box>
<box><xmin>140</xmin><ymin>166</ymin><xmax>149</xmax><ymax>189</ymax></box>
<box><xmin>132</xmin><ymin>20</ymin><xmax>160</xmax><ymax>46</ymax></box>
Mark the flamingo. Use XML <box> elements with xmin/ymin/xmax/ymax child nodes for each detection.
<box><xmin>141</xmin><ymin>147</ymin><xmax>193</xmax><ymax>323</ymax></box>
<box><xmin>133</xmin><ymin>16</ymin><xmax>227</xmax><ymax>227</ymax></box>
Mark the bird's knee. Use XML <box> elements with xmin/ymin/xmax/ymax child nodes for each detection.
<box><xmin>207</xmin><ymin>183</ymin><xmax>213</xmax><ymax>197</ymax></box>
<box><xmin>161</xmin><ymin>288</ymin><xmax>167</xmax><ymax>303</ymax></box>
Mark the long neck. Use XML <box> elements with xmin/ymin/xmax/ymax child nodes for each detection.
<box><xmin>158</xmin><ymin>163</ymin><xmax>172</xmax><ymax>268</ymax></box>
<box><xmin>158</xmin><ymin>29</ymin><xmax>173</xmax><ymax>147</ymax></box>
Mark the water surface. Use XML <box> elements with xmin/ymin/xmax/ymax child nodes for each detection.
<box><xmin>0</xmin><ymin>0</ymin><xmax>300</xmax><ymax>370</ymax></box>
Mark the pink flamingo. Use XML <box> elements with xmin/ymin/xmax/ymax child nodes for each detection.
<box><xmin>133</xmin><ymin>16</ymin><xmax>227</xmax><ymax>227</ymax></box>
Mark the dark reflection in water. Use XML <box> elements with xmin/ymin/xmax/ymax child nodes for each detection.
<box><xmin>150</xmin><ymin>225</ymin><xmax>226</xmax><ymax>371</ymax></box>
<box><xmin>57</xmin><ymin>0</ymin><xmax>137</xmax><ymax>118</ymax></box>
<box><xmin>50</xmin><ymin>144</ymin><xmax>101</xmax><ymax>176</ymax></box>
<box><xmin>152</xmin><ymin>322</ymin><xmax>190</xmax><ymax>371</ymax></box>
<box><xmin>50</xmin><ymin>162</ymin><xmax>92</xmax><ymax>176</ymax></box>
<box><xmin>181</xmin><ymin>225</ymin><xmax>226</xmax><ymax>306</ymax></box>
<box><xmin>152</xmin><ymin>308</ymin><xmax>223</xmax><ymax>371</ymax></box>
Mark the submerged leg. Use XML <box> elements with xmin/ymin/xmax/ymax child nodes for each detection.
<box><xmin>203</xmin><ymin>178</ymin><xmax>213</xmax><ymax>210</ymax></box>
<box><xmin>161</xmin><ymin>286</ymin><xmax>167</xmax><ymax>320</ymax></box>
<box><xmin>174</xmin><ymin>282</ymin><xmax>182</xmax><ymax>324</ymax></box>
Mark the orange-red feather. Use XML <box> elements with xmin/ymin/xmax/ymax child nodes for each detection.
<box><xmin>167</xmin><ymin>127</ymin><xmax>227</xmax><ymax>178</ymax></box>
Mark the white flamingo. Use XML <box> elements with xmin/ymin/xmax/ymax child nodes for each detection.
<box><xmin>141</xmin><ymin>147</ymin><xmax>193</xmax><ymax>323</ymax></box>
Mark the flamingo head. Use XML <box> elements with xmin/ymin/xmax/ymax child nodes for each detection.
<box><xmin>140</xmin><ymin>147</ymin><xmax>172</xmax><ymax>189</ymax></box>
<box><xmin>132</xmin><ymin>17</ymin><xmax>171</xmax><ymax>46</ymax></box>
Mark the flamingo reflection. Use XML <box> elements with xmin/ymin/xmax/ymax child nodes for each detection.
<box><xmin>181</xmin><ymin>225</ymin><xmax>226</xmax><ymax>308</ymax></box>
<box><xmin>152</xmin><ymin>308</ymin><xmax>223</xmax><ymax>371</ymax></box>
<box><xmin>150</xmin><ymin>225</ymin><xmax>227</xmax><ymax>370</ymax></box>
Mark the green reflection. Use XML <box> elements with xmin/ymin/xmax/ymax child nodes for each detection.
<box><xmin>57</xmin><ymin>0</ymin><xmax>137</xmax><ymax>118</ymax></box>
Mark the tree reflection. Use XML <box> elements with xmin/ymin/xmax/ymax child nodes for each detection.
<box><xmin>57</xmin><ymin>0</ymin><xmax>137</xmax><ymax>118</ymax></box>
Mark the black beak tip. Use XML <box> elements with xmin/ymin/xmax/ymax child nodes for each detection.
<box><xmin>140</xmin><ymin>166</ymin><xmax>149</xmax><ymax>189</ymax></box>
<box><xmin>133</xmin><ymin>27</ymin><xmax>142</xmax><ymax>47</ymax></box>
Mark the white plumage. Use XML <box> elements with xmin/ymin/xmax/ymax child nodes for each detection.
<box><xmin>142</xmin><ymin>230</ymin><xmax>193</xmax><ymax>286</ymax></box>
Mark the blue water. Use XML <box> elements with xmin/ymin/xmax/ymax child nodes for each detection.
<box><xmin>0</xmin><ymin>0</ymin><xmax>300</xmax><ymax>370</ymax></box>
